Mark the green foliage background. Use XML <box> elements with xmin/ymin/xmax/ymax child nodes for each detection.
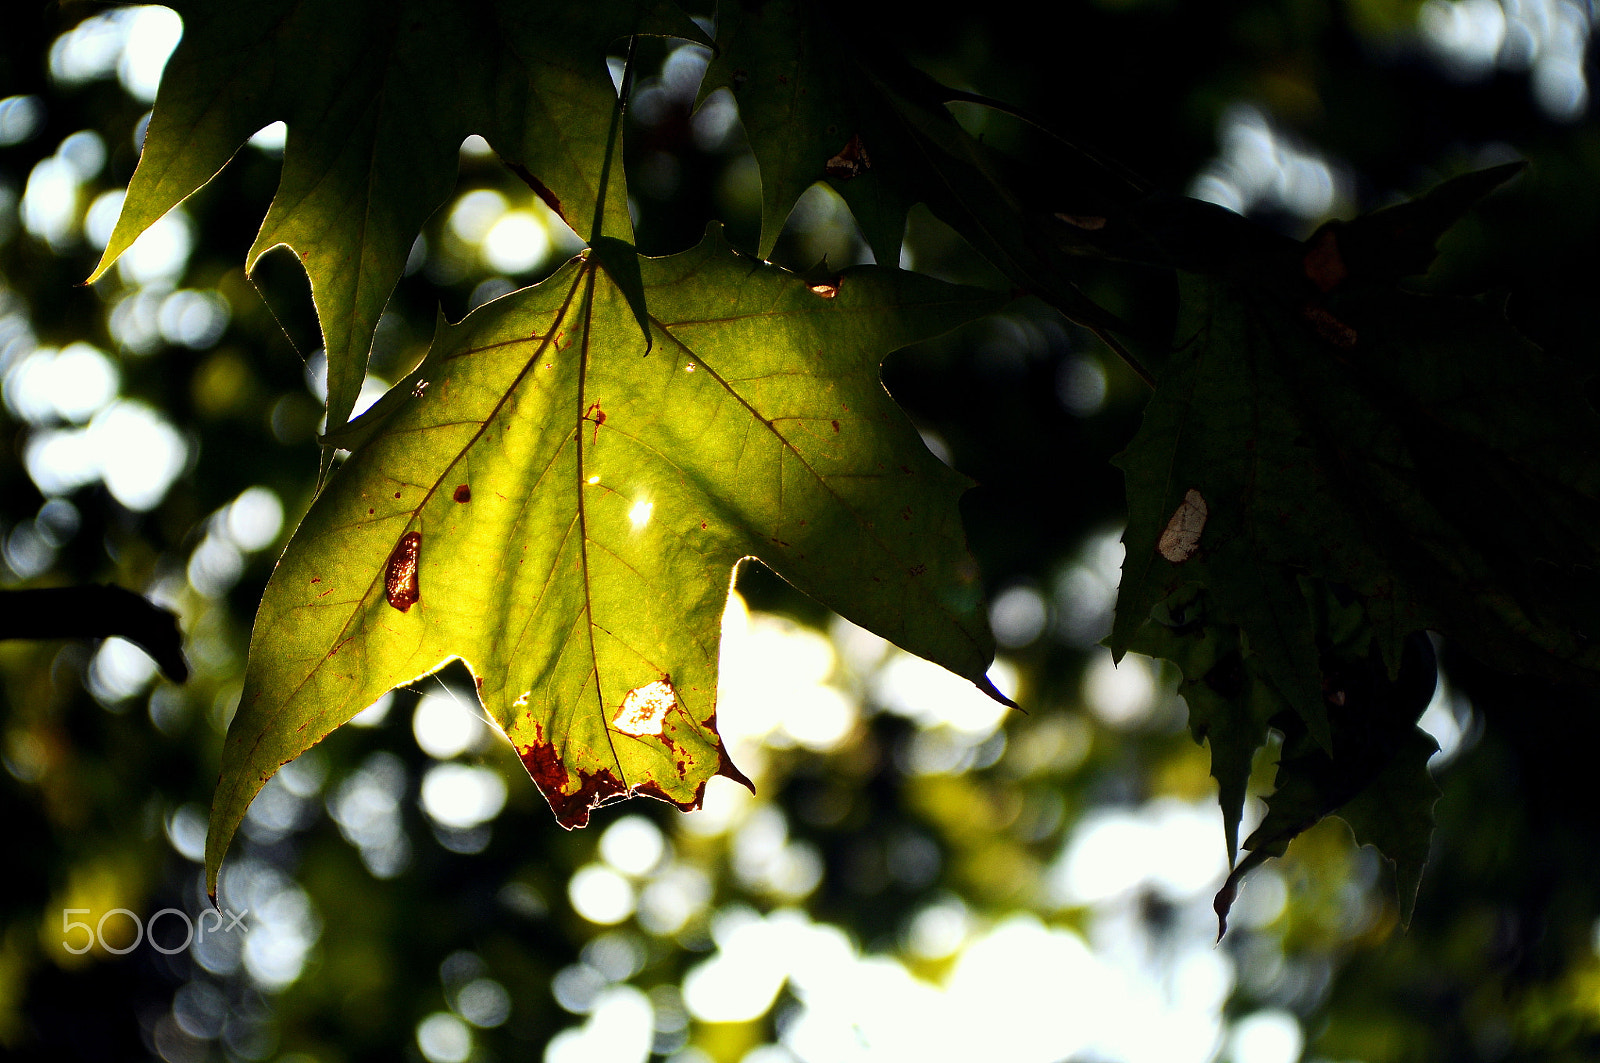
<box><xmin>3</xmin><ymin>1</ymin><xmax>1600</xmax><ymax>1061</ymax></box>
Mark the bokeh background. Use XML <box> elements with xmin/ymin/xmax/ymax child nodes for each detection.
<box><xmin>3</xmin><ymin>1</ymin><xmax>1600</xmax><ymax>1061</ymax></box>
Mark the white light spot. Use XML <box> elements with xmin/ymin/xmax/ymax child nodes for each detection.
<box><xmin>21</xmin><ymin>156</ymin><xmax>80</xmax><ymax>246</ymax></box>
<box><xmin>1229</xmin><ymin>1009</ymin><xmax>1303</xmax><ymax>1063</ymax></box>
<box><xmin>412</xmin><ymin>693</ymin><xmax>488</xmax><ymax>760</ymax></box>
<box><xmin>587</xmin><ymin>474</ymin><xmax>601</xmax><ymax>485</ymax></box>
<box><xmin>224</xmin><ymin>486</ymin><xmax>283</xmax><ymax>551</ymax></box>
<box><xmin>5</xmin><ymin>342</ymin><xmax>119</xmax><ymax>424</ymax></box>
<box><xmin>0</xmin><ymin>95</ymin><xmax>45</xmax><ymax>147</ymax></box>
<box><xmin>449</xmin><ymin>189</ymin><xmax>508</xmax><ymax>243</ymax></box>
<box><xmin>482</xmin><ymin>210</ymin><xmax>551</xmax><ymax>274</ymax></box>
<box><xmin>349</xmin><ymin>692</ymin><xmax>394</xmax><ymax>728</ymax></box>
<box><xmin>545</xmin><ymin>985</ymin><xmax>653</xmax><ymax>1063</ymax></box>
<box><xmin>600</xmin><ymin>815</ymin><xmax>666</xmax><ymax>876</ymax></box>
<box><xmin>84</xmin><ymin>189</ymin><xmax>125</xmax><ymax>248</ymax></box>
<box><xmin>990</xmin><ymin>585</ymin><xmax>1048</xmax><ymax>648</ymax></box>
<box><xmin>1049</xmin><ymin>798</ymin><xmax>1228</xmax><ymax>906</ymax></box>
<box><xmin>87</xmin><ymin>636</ymin><xmax>159</xmax><ymax>704</ymax></box>
<box><xmin>873</xmin><ymin>651</ymin><xmax>1016</xmax><ymax>737</ymax></box>
<box><xmin>116</xmin><ymin>207</ymin><xmax>194</xmax><ymax>288</ymax></box>
<box><xmin>1082</xmin><ymin>648</ymin><xmax>1158</xmax><ymax>728</ymax></box>
<box><xmin>568</xmin><ymin>864</ymin><xmax>636</xmax><ymax>925</ymax></box>
<box><xmin>628</xmin><ymin>499</ymin><xmax>654</xmax><ymax>530</ymax></box>
<box><xmin>638</xmin><ymin>864</ymin><xmax>712</xmax><ymax>935</ymax></box>
<box><xmin>248</xmin><ymin>121</ymin><xmax>287</xmax><ymax>154</ymax></box>
<box><xmin>455</xmin><ymin>977</ymin><xmax>512</xmax><ymax>1028</ymax></box>
<box><xmin>118</xmin><ymin>6</ymin><xmax>183</xmax><ymax>103</ymax></box>
<box><xmin>94</xmin><ymin>402</ymin><xmax>188</xmax><ymax>509</ymax></box>
<box><xmin>159</xmin><ymin>288</ymin><xmax>230</xmax><ymax>348</ymax></box>
<box><xmin>905</xmin><ymin>898</ymin><xmax>971</xmax><ymax>960</ymax></box>
<box><xmin>416</xmin><ymin>1011</ymin><xmax>472</xmax><ymax>1063</ymax></box>
<box><xmin>421</xmin><ymin>763</ymin><xmax>507</xmax><ymax>829</ymax></box>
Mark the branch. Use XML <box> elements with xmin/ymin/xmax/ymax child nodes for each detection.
<box><xmin>0</xmin><ymin>586</ymin><xmax>188</xmax><ymax>683</ymax></box>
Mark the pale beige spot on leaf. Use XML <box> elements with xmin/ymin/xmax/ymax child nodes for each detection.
<box><xmin>613</xmin><ymin>680</ymin><xmax>676</xmax><ymax>737</ymax></box>
<box><xmin>1158</xmin><ymin>488</ymin><xmax>1208</xmax><ymax>562</ymax></box>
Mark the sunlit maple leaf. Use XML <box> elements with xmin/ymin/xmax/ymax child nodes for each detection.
<box><xmin>207</xmin><ymin>227</ymin><xmax>1010</xmax><ymax>895</ymax></box>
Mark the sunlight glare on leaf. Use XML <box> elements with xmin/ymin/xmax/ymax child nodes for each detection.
<box><xmin>626</xmin><ymin>498</ymin><xmax>654</xmax><ymax>531</ymax></box>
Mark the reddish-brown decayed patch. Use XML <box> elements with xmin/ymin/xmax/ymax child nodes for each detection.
<box><xmin>517</xmin><ymin>738</ymin><xmax>628</xmax><ymax>829</ymax></box>
<box><xmin>633</xmin><ymin>778</ymin><xmax>703</xmax><ymax>813</ymax></box>
<box><xmin>384</xmin><ymin>532</ymin><xmax>421</xmax><ymax>612</ymax></box>
<box><xmin>453</xmin><ymin>484</ymin><xmax>471</xmax><ymax>503</ymax></box>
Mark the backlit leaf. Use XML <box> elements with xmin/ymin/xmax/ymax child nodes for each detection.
<box><xmin>90</xmin><ymin>0</ymin><xmax>706</xmax><ymax>436</ymax></box>
<box><xmin>207</xmin><ymin>227</ymin><xmax>1009</xmax><ymax>895</ymax></box>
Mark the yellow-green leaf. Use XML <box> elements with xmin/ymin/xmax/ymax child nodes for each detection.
<box><xmin>207</xmin><ymin>227</ymin><xmax>1009</xmax><ymax>895</ymax></box>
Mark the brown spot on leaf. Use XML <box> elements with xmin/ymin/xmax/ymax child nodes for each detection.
<box><xmin>831</xmin><ymin>419</ymin><xmax>840</xmax><ymax>432</ymax></box>
<box><xmin>1158</xmin><ymin>489</ymin><xmax>1207</xmax><ymax>563</ymax></box>
<box><xmin>826</xmin><ymin>133</ymin><xmax>870</xmax><ymax>179</ymax></box>
<box><xmin>384</xmin><ymin>531</ymin><xmax>421</xmax><ymax>612</ymax></box>
<box><xmin>453</xmin><ymin>484</ymin><xmax>471</xmax><ymax>503</ymax></box>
